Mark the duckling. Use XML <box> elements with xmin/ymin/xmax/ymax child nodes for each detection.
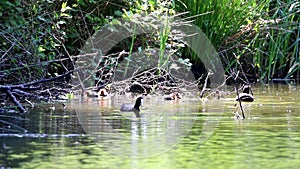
<box><xmin>235</xmin><ymin>85</ymin><xmax>254</xmax><ymax>102</ymax></box>
<box><xmin>120</xmin><ymin>96</ymin><xmax>143</xmax><ymax>118</ymax></box>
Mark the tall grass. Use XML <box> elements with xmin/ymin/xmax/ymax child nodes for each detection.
<box><xmin>175</xmin><ymin>0</ymin><xmax>262</xmax><ymax>50</ymax></box>
<box><xmin>252</xmin><ymin>0</ymin><xmax>300</xmax><ymax>81</ymax></box>
<box><xmin>123</xmin><ymin>23</ymin><xmax>137</xmax><ymax>79</ymax></box>
<box><xmin>175</xmin><ymin>0</ymin><xmax>300</xmax><ymax>82</ymax></box>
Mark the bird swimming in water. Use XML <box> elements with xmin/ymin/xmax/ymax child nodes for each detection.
<box><xmin>120</xmin><ymin>96</ymin><xmax>143</xmax><ymax>118</ymax></box>
<box><xmin>234</xmin><ymin>85</ymin><xmax>254</xmax><ymax>119</ymax></box>
<box><xmin>164</xmin><ymin>92</ymin><xmax>182</xmax><ymax>100</ymax></box>
<box><xmin>98</xmin><ymin>88</ymin><xmax>108</xmax><ymax>97</ymax></box>
<box><xmin>98</xmin><ymin>84</ymin><xmax>111</xmax><ymax>97</ymax></box>
<box><xmin>86</xmin><ymin>85</ymin><xmax>111</xmax><ymax>98</ymax></box>
<box><xmin>235</xmin><ymin>85</ymin><xmax>254</xmax><ymax>102</ymax></box>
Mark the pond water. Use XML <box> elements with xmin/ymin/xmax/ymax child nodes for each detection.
<box><xmin>1</xmin><ymin>84</ymin><xmax>300</xmax><ymax>168</ymax></box>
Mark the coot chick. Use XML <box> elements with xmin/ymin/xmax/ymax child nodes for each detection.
<box><xmin>86</xmin><ymin>85</ymin><xmax>110</xmax><ymax>98</ymax></box>
<box><xmin>98</xmin><ymin>88</ymin><xmax>108</xmax><ymax>97</ymax></box>
<box><xmin>164</xmin><ymin>92</ymin><xmax>182</xmax><ymax>100</ymax></box>
<box><xmin>86</xmin><ymin>90</ymin><xmax>98</xmax><ymax>98</ymax></box>
<box><xmin>98</xmin><ymin>84</ymin><xmax>111</xmax><ymax>97</ymax></box>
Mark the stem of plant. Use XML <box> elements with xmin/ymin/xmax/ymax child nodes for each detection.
<box><xmin>123</xmin><ymin>23</ymin><xmax>137</xmax><ymax>79</ymax></box>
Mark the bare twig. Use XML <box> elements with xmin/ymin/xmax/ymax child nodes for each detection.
<box><xmin>234</xmin><ymin>71</ymin><xmax>245</xmax><ymax>119</ymax></box>
<box><xmin>0</xmin><ymin>69</ymin><xmax>76</xmax><ymax>113</ymax></box>
<box><xmin>0</xmin><ymin>69</ymin><xmax>76</xmax><ymax>90</ymax></box>
<box><xmin>200</xmin><ymin>72</ymin><xmax>213</xmax><ymax>98</ymax></box>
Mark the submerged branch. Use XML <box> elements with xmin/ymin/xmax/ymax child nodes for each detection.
<box><xmin>234</xmin><ymin>71</ymin><xmax>245</xmax><ymax>119</ymax></box>
<box><xmin>200</xmin><ymin>72</ymin><xmax>213</xmax><ymax>98</ymax></box>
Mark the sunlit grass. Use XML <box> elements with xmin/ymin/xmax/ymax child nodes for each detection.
<box><xmin>175</xmin><ymin>0</ymin><xmax>300</xmax><ymax>81</ymax></box>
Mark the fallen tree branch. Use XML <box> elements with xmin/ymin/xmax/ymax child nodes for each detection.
<box><xmin>5</xmin><ymin>89</ymin><xmax>27</xmax><ymax>113</ymax></box>
<box><xmin>0</xmin><ymin>69</ymin><xmax>77</xmax><ymax>90</ymax></box>
<box><xmin>0</xmin><ymin>69</ymin><xmax>77</xmax><ymax>113</ymax></box>
<box><xmin>12</xmin><ymin>89</ymin><xmax>47</xmax><ymax>101</ymax></box>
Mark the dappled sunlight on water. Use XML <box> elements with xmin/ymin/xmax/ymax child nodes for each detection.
<box><xmin>1</xmin><ymin>84</ymin><xmax>300</xmax><ymax>168</ymax></box>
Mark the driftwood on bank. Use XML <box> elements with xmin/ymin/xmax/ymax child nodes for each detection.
<box><xmin>111</xmin><ymin>67</ymin><xmax>184</xmax><ymax>95</ymax></box>
<box><xmin>0</xmin><ymin>69</ymin><xmax>76</xmax><ymax>113</ymax></box>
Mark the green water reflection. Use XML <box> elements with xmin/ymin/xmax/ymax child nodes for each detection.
<box><xmin>1</xmin><ymin>84</ymin><xmax>300</xmax><ymax>168</ymax></box>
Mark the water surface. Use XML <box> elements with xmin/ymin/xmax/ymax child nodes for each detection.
<box><xmin>1</xmin><ymin>84</ymin><xmax>300</xmax><ymax>168</ymax></box>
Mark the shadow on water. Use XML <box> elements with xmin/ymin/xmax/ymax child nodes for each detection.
<box><xmin>1</xmin><ymin>84</ymin><xmax>300</xmax><ymax>168</ymax></box>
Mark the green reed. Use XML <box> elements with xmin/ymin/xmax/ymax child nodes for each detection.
<box><xmin>175</xmin><ymin>0</ymin><xmax>299</xmax><ymax>81</ymax></box>
<box><xmin>252</xmin><ymin>0</ymin><xmax>299</xmax><ymax>81</ymax></box>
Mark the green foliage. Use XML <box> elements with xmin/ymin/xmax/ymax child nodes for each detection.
<box><xmin>0</xmin><ymin>0</ymin><xmax>298</xmax><ymax>86</ymax></box>
<box><xmin>0</xmin><ymin>0</ymin><xmax>121</xmax><ymax>85</ymax></box>
<box><xmin>0</xmin><ymin>1</ymin><xmax>56</xmax><ymax>84</ymax></box>
<box><xmin>175</xmin><ymin>0</ymin><xmax>300</xmax><ymax>82</ymax></box>
<box><xmin>175</xmin><ymin>0</ymin><xmax>260</xmax><ymax>49</ymax></box>
<box><xmin>251</xmin><ymin>0</ymin><xmax>300</xmax><ymax>81</ymax></box>
<box><xmin>120</xmin><ymin>0</ymin><xmax>184</xmax><ymax>73</ymax></box>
